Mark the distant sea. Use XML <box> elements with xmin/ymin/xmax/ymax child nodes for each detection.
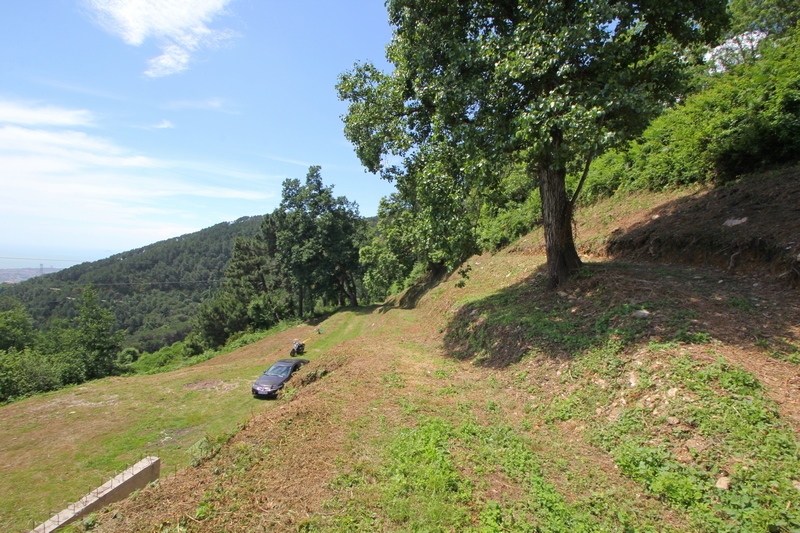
<box><xmin>0</xmin><ymin>268</ymin><xmax>62</xmax><ymax>284</ymax></box>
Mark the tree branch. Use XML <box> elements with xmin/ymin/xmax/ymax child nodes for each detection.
<box><xmin>569</xmin><ymin>116</ymin><xmax>605</xmax><ymax>208</ymax></box>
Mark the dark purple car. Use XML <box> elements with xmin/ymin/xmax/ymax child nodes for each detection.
<box><xmin>251</xmin><ymin>358</ymin><xmax>309</xmax><ymax>398</ymax></box>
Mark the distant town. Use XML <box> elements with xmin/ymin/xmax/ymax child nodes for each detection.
<box><xmin>0</xmin><ymin>268</ymin><xmax>62</xmax><ymax>284</ymax></box>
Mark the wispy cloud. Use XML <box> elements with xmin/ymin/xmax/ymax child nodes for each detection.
<box><xmin>0</xmin><ymin>99</ymin><xmax>276</xmax><ymax>255</ymax></box>
<box><xmin>164</xmin><ymin>97</ymin><xmax>237</xmax><ymax>113</ymax></box>
<box><xmin>84</xmin><ymin>0</ymin><xmax>237</xmax><ymax>77</ymax></box>
<box><xmin>154</xmin><ymin>119</ymin><xmax>175</xmax><ymax>129</ymax></box>
<box><xmin>0</xmin><ymin>98</ymin><xmax>94</xmax><ymax>127</ymax></box>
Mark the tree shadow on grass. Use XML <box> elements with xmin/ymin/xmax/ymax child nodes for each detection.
<box><xmin>442</xmin><ymin>261</ymin><xmax>799</xmax><ymax>368</ymax></box>
<box><xmin>307</xmin><ymin>305</ymin><xmax>379</xmax><ymax>327</ymax></box>
<box><xmin>605</xmin><ymin>167</ymin><xmax>800</xmax><ymax>287</ymax></box>
<box><xmin>377</xmin><ymin>266</ymin><xmax>449</xmax><ymax>314</ymax></box>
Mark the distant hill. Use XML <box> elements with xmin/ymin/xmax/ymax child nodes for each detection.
<box><xmin>0</xmin><ymin>268</ymin><xmax>62</xmax><ymax>284</ymax></box>
<box><xmin>0</xmin><ymin>216</ymin><xmax>263</xmax><ymax>352</ymax></box>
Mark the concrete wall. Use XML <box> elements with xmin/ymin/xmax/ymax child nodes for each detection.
<box><xmin>31</xmin><ymin>456</ymin><xmax>160</xmax><ymax>533</ymax></box>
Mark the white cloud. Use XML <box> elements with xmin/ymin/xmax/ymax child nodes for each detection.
<box><xmin>84</xmin><ymin>0</ymin><xmax>236</xmax><ymax>77</ymax></box>
<box><xmin>154</xmin><ymin>119</ymin><xmax>175</xmax><ymax>128</ymax></box>
<box><xmin>0</xmin><ymin>100</ymin><xmax>276</xmax><ymax>257</ymax></box>
<box><xmin>0</xmin><ymin>98</ymin><xmax>94</xmax><ymax>127</ymax></box>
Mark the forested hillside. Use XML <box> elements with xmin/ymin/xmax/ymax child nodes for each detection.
<box><xmin>0</xmin><ymin>215</ymin><xmax>262</xmax><ymax>353</ymax></box>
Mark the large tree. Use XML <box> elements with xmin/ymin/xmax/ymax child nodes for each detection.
<box><xmin>273</xmin><ymin>166</ymin><xmax>365</xmax><ymax>314</ymax></box>
<box><xmin>339</xmin><ymin>0</ymin><xmax>728</xmax><ymax>287</ymax></box>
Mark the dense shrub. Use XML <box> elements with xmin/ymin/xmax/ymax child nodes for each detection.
<box><xmin>0</xmin><ymin>348</ymin><xmax>60</xmax><ymax>401</ymax></box>
<box><xmin>584</xmin><ymin>31</ymin><xmax>800</xmax><ymax>192</ymax></box>
<box><xmin>0</xmin><ymin>297</ymin><xmax>35</xmax><ymax>352</ymax></box>
<box><xmin>477</xmin><ymin>191</ymin><xmax>543</xmax><ymax>253</ymax></box>
<box><xmin>131</xmin><ymin>342</ymin><xmax>184</xmax><ymax>374</ymax></box>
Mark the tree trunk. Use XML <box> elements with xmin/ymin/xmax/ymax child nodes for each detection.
<box><xmin>346</xmin><ymin>273</ymin><xmax>358</xmax><ymax>307</ymax></box>
<box><xmin>298</xmin><ymin>285</ymin><xmax>304</xmax><ymax>317</ymax></box>
<box><xmin>537</xmin><ymin>164</ymin><xmax>582</xmax><ymax>288</ymax></box>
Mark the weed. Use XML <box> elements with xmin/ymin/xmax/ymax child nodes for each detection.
<box><xmin>381</xmin><ymin>370</ymin><xmax>406</xmax><ymax>389</ymax></box>
<box><xmin>433</xmin><ymin>368</ymin><xmax>450</xmax><ymax>379</ymax></box>
<box><xmin>399</xmin><ymin>399</ymin><xmax>419</xmax><ymax>415</ymax></box>
<box><xmin>81</xmin><ymin>513</ymin><xmax>97</xmax><ymax>530</ymax></box>
<box><xmin>281</xmin><ymin>385</ymin><xmax>298</xmax><ymax>402</ymax></box>
<box><xmin>593</xmin><ymin>354</ymin><xmax>800</xmax><ymax>531</ymax></box>
<box><xmin>727</xmin><ymin>297</ymin><xmax>756</xmax><ymax>311</ymax></box>
<box><xmin>195</xmin><ymin>498</ymin><xmax>214</xmax><ymax>520</ymax></box>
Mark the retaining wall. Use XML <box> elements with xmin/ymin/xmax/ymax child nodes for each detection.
<box><xmin>31</xmin><ymin>456</ymin><xmax>160</xmax><ymax>533</ymax></box>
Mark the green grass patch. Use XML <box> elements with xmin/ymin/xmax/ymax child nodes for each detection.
<box><xmin>588</xmin><ymin>352</ymin><xmax>800</xmax><ymax>532</ymax></box>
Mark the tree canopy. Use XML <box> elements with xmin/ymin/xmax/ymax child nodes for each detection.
<box><xmin>339</xmin><ymin>0</ymin><xmax>729</xmax><ymax>287</ymax></box>
<box><xmin>192</xmin><ymin>167</ymin><xmax>366</xmax><ymax>348</ymax></box>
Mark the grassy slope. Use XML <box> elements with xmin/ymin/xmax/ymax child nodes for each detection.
<box><xmin>6</xmin><ymin>170</ymin><xmax>800</xmax><ymax>532</ymax></box>
<box><xmin>0</xmin><ymin>323</ymin><xmax>319</xmax><ymax>531</ymax></box>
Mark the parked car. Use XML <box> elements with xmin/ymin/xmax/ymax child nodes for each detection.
<box><xmin>251</xmin><ymin>358</ymin><xmax>309</xmax><ymax>398</ymax></box>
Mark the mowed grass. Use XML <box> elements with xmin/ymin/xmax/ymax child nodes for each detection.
<box><xmin>0</xmin><ymin>324</ymin><xmax>319</xmax><ymax>532</ymax></box>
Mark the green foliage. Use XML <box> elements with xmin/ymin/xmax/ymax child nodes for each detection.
<box><xmin>339</xmin><ymin>0</ymin><xmax>729</xmax><ymax>286</ymax></box>
<box><xmin>193</xmin><ymin>289</ymin><xmax>250</xmax><ymax>349</ymax></box>
<box><xmin>0</xmin><ymin>297</ymin><xmax>35</xmax><ymax>352</ymax></box>
<box><xmin>575</xmin><ymin>149</ymin><xmax>629</xmax><ymax>203</ymax></box>
<box><xmin>358</xmin><ymin>194</ymin><xmax>420</xmax><ymax>302</ymax></box>
<box><xmin>194</xmin><ymin>166</ymin><xmax>366</xmax><ymax>346</ymax></box>
<box><xmin>0</xmin><ymin>286</ymin><xmax>122</xmax><ymax>402</ymax></box>
<box><xmin>130</xmin><ymin>342</ymin><xmax>184</xmax><ymax>374</ymax></box>
<box><xmin>75</xmin><ymin>286</ymin><xmax>123</xmax><ymax>380</ymax></box>
<box><xmin>0</xmin><ymin>348</ymin><xmax>60</xmax><ymax>401</ymax></box>
<box><xmin>728</xmin><ymin>0</ymin><xmax>800</xmax><ymax>36</ymax></box>
<box><xmin>475</xmin><ymin>164</ymin><xmax>543</xmax><ymax>252</ymax></box>
<box><xmin>587</xmin><ymin>29</ymin><xmax>800</xmax><ymax>191</ymax></box>
<box><xmin>0</xmin><ymin>216</ymin><xmax>262</xmax><ymax>353</ymax></box>
<box><xmin>477</xmin><ymin>190</ymin><xmax>542</xmax><ymax>253</ymax></box>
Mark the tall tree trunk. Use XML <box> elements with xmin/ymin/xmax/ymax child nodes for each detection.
<box><xmin>298</xmin><ymin>285</ymin><xmax>304</xmax><ymax>317</ymax></box>
<box><xmin>537</xmin><ymin>164</ymin><xmax>582</xmax><ymax>288</ymax></box>
<box><xmin>346</xmin><ymin>273</ymin><xmax>358</xmax><ymax>307</ymax></box>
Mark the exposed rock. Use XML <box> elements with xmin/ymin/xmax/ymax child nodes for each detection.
<box><xmin>716</xmin><ymin>476</ymin><xmax>731</xmax><ymax>490</ymax></box>
<box><xmin>723</xmin><ymin>217</ymin><xmax>748</xmax><ymax>227</ymax></box>
<box><xmin>667</xmin><ymin>387</ymin><xmax>678</xmax><ymax>399</ymax></box>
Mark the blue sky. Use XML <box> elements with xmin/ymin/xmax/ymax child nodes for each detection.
<box><xmin>0</xmin><ymin>0</ymin><xmax>395</xmax><ymax>269</ymax></box>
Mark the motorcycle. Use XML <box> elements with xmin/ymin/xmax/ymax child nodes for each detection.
<box><xmin>290</xmin><ymin>341</ymin><xmax>305</xmax><ymax>357</ymax></box>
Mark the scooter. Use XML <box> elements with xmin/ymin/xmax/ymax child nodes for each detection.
<box><xmin>290</xmin><ymin>341</ymin><xmax>305</xmax><ymax>357</ymax></box>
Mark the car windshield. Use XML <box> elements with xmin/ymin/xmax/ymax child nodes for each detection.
<box><xmin>265</xmin><ymin>365</ymin><xmax>291</xmax><ymax>378</ymax></box>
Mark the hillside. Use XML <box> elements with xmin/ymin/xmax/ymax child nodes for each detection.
<box><xmin>0</xmin><ymin>216</ymin><xmax>263</xmax><ymax>352</ymax></box>
<box><xmin>6</xmin><ymin>169</ymin><xmax>800</xmax><ymax>532</ymax></box>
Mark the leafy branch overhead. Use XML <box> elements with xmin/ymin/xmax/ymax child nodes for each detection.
<box><xmin>339</xmin><ymin>0</ymin><xmax>729</xmax><ymax>287</ymax></box>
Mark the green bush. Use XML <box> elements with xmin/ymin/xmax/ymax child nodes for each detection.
<box><xmin>578</xmin><ymin>149</ymin><xmax>630</xmax><ymax>203</ymax></box>
<box><xmin>477</xmin><ymin>188</ymin><xmax>542</xmax><ymax>253</ymax></box>
<box><xmin>131</xmin><ymin>342</ymin><xmax>184</xmax><ymax>374</ymax></box>
<box><xmin>0</xmin><ymin>348</ymin><xmax>61</xmax><ymax>402</ymax></box>
<box><xmin>586</xmin><ymin>31</ymin><xmax>800</xmax><ymax>192</ymax></box>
